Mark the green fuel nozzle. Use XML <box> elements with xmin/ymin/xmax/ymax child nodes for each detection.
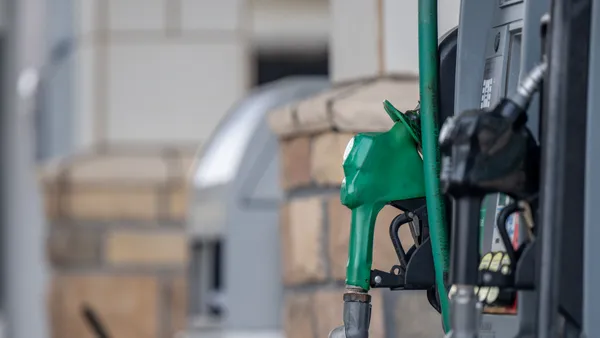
<box><xmin>342</xmin><ymin>101</ymin><xmax>426</xmax><ymax>291</ymax></box>
<box><xmin>329</xmin><ymin>101</ymin><xmax>426</xmax><ymax>338</ymax></box>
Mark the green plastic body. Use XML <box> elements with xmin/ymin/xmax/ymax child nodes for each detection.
<box><xmin>341</xmin><ymin>101</ymin><xmax>425</xmax><ymax>290</ymax></box>
<box><xmin>418</xmin><ymin>0</ymin><xmax>451</xmax><ymax>330</ymax></box>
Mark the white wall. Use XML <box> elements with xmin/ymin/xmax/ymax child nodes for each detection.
<box><xmin>251</xmin><ymin>0</ymin><xmax>329</xmax><ymax>53</ymax></box>
<box><xmin>331</xmin><ymin>0</ymin><xmax>461</xmax><ymax>82</ymax></box>
<box><xmin>56</xmin><ymin>0</ymin><xmax>462</xmax><ymax>154</ymax></box>
<box><xmin>68</xmin><ymin>0</ymin><xmax>331</xmax><ymax>152</ymax></box>
<box><xmin>73</xmin><ymin>0</ymin><xmax>251</xmax><ymax>149</ymax></box>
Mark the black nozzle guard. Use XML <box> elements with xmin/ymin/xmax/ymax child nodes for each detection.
<box><xmin>439</xmin><ymin>98</ymin><xmax>540</xmax><ymax>200</ymax></box>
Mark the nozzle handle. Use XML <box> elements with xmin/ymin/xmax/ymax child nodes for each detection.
<box><xmin>346</xmin><ymin>204</ymin><xmax>384</xmax><ymax>290</ymax></box>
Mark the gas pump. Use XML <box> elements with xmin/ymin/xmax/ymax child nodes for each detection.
<box><xmin>327</xmin><ymin>0</ymin><xmax>597</xmax><ymax>336</ymax></box>
<box><xmin>444</xmin><ymin>1</ymin><xmax>550</xmax><ymax>337</ymax></box>
<box><xmin>441</xmin><ymin>0</ymin><xmax>592</xmax><ymax>336</ymax></box>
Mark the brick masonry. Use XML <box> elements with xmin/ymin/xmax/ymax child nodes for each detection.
<box><xmin>279</xmin><ymin>136</ymin><xmax>312</xmax><ymax>190</ymax></box>
<box><xmin>40</xmin><ymin>148</ymin><xmax>195</xmax><ymax>338</ymax></box>
<box><xmin>270</xmin><ymin>77</ymin><xmax>443</xmax><ymax>338</ymax></box>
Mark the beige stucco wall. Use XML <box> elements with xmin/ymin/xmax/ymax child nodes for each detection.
<box><xmin>73</xmin><ymin>0</ymin><xmax>251</xmax><ymax>150</ymax></box>
<box><xmin>71</xmin><ymin>0</ymin><xmax>329</xmax><ymax>152</ymax></box>
<box><xmin>330</xmin><ymin>0</ymin><xmax>460</xmax><ymax>82</ymax></box>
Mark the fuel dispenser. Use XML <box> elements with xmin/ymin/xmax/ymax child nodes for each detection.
<box><xmin>441</xmin><ymin>0</ymin><xmax>590</xmax><ymax>336</ymax></box>
<box><xmin>327</xmin><ymin>0</ymin><xmax>596</xmax><ymax>337</ymax></box>
<box><xmin>445</xmin><ymin>1</ymin><xmax>550</xmax><ymax>337</ymax></box>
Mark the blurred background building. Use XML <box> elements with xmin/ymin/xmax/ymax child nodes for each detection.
<box><xmin>37</xmin><ymin>1</ymin><xmax>329</xmax><ymax>338</ymax></box>
<box><xmin>38</xmin><ymin>1</ymin><xmax>330</xmax><ymax>338</ymax></box>
<box><xmin>39</xmin><ymin>0</ymin><xmax>330</xmax><ymax>160</ymax></box>
<box><xmin>2</xmin><ymin>0</ymin><xmax>458</xmax><ymax>337</ymax></box>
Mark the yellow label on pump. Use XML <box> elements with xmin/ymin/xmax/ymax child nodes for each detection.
<box><xmin>486</xmin><ymin>287</ymin><xmax>500</xmax><ymax>304</ymax></box>
<box><xmin>479</xmin><ymin>287</ymin><xmax>490</xmax><ymax>302</ymax></box>
<box><xmin>489</xmin><ymin>252</ymin><xmax>503</xmax><ymax>272</ymax></box>
<box><xmin>481</xmin><ymin>252</ymin><xmax>517</xmax><ymax>312</ymax></box>
<box><xmin>477</xmin><ymin>252</ymin><xmax>494</xmax><ymax>303</ymax></box>
<box><xmin>480</xmin><ymin>253</ymin><xmax>493</xmax><ymax>270</ymax></box>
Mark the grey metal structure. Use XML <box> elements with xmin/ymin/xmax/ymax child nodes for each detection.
<box><xmin>583</xmin><ymin>0</ymin><xmax>600</xmax><ymax>336</ymax></box>
<box><xmin>187</xmin><ymin>77</ymin><xmax>329</xmax><ymax>337</ymax></box>
<box><xmin>1</xmin><ymin>0</ymin><xmax>50</xmax><ymax>337</ymax></box>
<box><xmin>454</xmin><ymin>0</ymin><xmax>548</xmax><ymax>336</ymax></box>
<box><xmin>36</xmin><ymin>0</ymin><xmax>75</xmax><ymax>161</ymax></box>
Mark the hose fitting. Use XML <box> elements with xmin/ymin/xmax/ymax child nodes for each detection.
<box><xmin>328</xmin><ymin>288</ymin><xmax>372</xmax><ymax>338</ymax></box>
<box><xmin>512</xmin><ymin>60</ymin><xmax>548</xmax><ymax>111</ymax></box>
<box><xmin>444</xmin><ymin>285</ymin><xmax>482</xmax><ymax>338</ymax></box>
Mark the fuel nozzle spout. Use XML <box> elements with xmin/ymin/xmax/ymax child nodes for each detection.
<box><xmin>492</xmin><ymin>60</ymin><xmax>548</xmax><ymax>127</ymax></box>
<box><xmin>444</xmin><ymin>286</ymin><xmax>482</xmax><ymax>338</ymax></box>
<box><xmin>329</xmin><ymin>288</ymin><xmax>372</xmax><ymax>338</ymax></box>
<box><xmin>513</xmin><ymin>60</ymin><xmax>547</xmax><ymax>111</ymax></box>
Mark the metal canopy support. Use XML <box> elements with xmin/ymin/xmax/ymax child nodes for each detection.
<box><xmin>2</xmin><ymin>0</ymin><xmax>50</xmax><ymax>337</ymax></box>
<box><xmin>538</xmin><ymin>0</ymin><xmax>590</xmax><ymax>335</ymax></box>
<box><xmin>583</xmin><ymin>0</ymin><xmax>600</xmax><ymax>336</ymax></box>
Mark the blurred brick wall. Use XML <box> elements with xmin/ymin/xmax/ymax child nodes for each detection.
<box><xmin>40</xmin><ymin>147</ymin><xmax>195</xmax><ymax>338</ymax></box>
<box><xmin>269</xmin><ymin>77</ymin><xmax>443</xmax><ymax>338</ymax></box>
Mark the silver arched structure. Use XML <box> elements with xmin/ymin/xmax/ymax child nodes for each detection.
<box><xmin>188</xmin><ymin>77</ymin><xmax>329</xmax><ymax>337</ymax></box>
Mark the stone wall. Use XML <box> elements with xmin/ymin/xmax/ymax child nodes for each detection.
<box><xmin>269</xmin><ymin>76</ymin><xmax>443</xmax><ymax>338</ymax></box>
<box><xmin>40</xmin><ymin>147</ymin><xmax>195</xmax><ymax>338</ymax></box>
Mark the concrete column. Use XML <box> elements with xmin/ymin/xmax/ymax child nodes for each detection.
<box><xmin>330</xmin><ymin>0</ymin><xmax>460</xmax><ymax>83</ymax></box>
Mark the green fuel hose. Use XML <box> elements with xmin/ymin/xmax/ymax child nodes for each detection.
<box><xmin>417</xmin><ymin>0</ymin><xmax>451</xmax><ymax>331</ymax></box>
